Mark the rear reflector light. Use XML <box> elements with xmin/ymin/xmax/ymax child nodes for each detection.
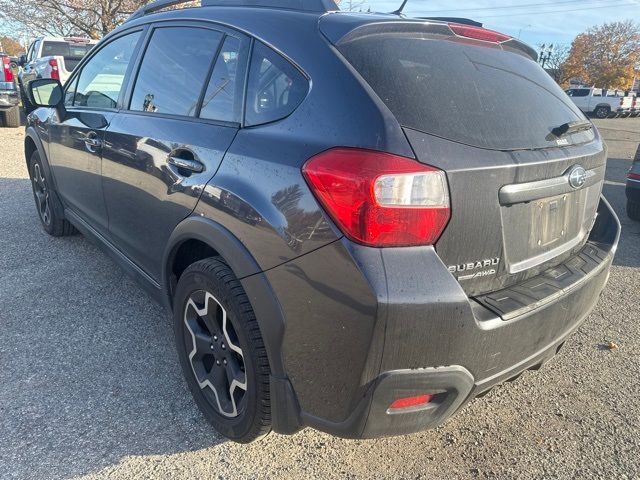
<box><xmin>388</xmin><ymin>394</ymin><xmax>434</xmax><ymax>412</ymax></box>
<box><xmin>628</xmin><ymin>172</ymin><xmax>640</xmax><ymax>181</ymax></box>
<box><xmin>303</xmin><ymin>148</ymin><xmax>450</xmax><ymax>247</ymax></box>
<box><xmin>49</xmin><ymin>59</ymin><xmax>60</xmax><ymax>80</ymax></box>
<box><xmin>2</xmin><ymin>56</ymin><xmax>13</xmax><ymax>83</ymax></box>
<box><xmin>448</xmin><ymin>23</ymin><xmax>511</xmax><ymax>43</ymax></box>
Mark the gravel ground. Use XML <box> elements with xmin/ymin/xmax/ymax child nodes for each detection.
<box><xmin>0</xmin><ymin>117</ymin><xmax>638</xmax><ymax>480</ymax></box>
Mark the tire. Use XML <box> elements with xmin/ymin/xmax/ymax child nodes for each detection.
<box><xmin>1</xmin><ymin>106</ymin><xmax>21</xmax><ymax>128</ymax></box>
<box><xmin>173</xmin><ymin>257</ymin><xmax>271</xmax><ymax>443</ymax></box>
<box><xmin>29</xmin><ymin>151</ymin><xmax>77</xmax><ymax>236</ymax></box>
<box><xmin>628</xmin><ymin>200</ymin><xmax>640</xmax><ymax>221</ymax></box>
<box><xmin>594</xmin><ymin>106</ymin><xmax>610</xmax><ymax>119</ymax></box>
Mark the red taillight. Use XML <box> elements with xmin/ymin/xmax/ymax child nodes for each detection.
<box><xmin>388</xmin><ymin>394</ymin><xmax>434</xmax><ymax>412</ymax></box>
<box><xmin>302</xmin><ymin>148</ymin><xmax>450</xmax><ymax>247</ymax></box>
<box><xmin>2</xmin><ymin>56</ymin><xmax>13</xmax><ymax>83</ymax></box>
<box><xmin>628</xmin><ymin>172</ymin><xmax>640</xmax><ymax>181</ymax></box>
<box><xmin>49</xmin><ymin>58</ymin><xmax>60</xmax><ymax>80</ymax></box>
<box><xmin>448</xmin><ymin>23</ymin><xmax>511</xmax><ymax>43</ymax></box>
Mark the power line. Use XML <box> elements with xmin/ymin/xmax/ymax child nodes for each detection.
<box><xmin>418</xmin><ymin>0</ymin><xmax>617</xmax><ymax>14</ymax></box>
<box><xmin>473</xmin><ymin>2</ymin><xmax>638</xmax><ymax>18</ymax></box>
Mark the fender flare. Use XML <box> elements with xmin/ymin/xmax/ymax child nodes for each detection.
<box><xmin>593</xmin><ymin>103</ymin><xmax>612</xmax><ymax>111</ymax></box>
<box><xmin>162</xmin><ymin>215</ymin><xmax>287</xmax><ymax>377</ymax></box>
<box><xmin>24</xmin><ymin>126</ymin><xmax>53</xmax><ymax>179</ymax></box>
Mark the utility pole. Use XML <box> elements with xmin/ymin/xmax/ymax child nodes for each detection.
<box><xmin>539</xmin><ymin>43</ymin><xmax>554</xmax><ymax>69</ymax></box>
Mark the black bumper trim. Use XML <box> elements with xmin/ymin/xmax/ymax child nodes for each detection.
<box><xmin>475</xmin><ymin>241</ymin><xmax>608</xmax><ymax>320</ymax></box>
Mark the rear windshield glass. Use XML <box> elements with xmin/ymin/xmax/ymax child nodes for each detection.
<box><xmin>338</xmin><ymin>33</ymin><xmax>592</xmax><ymax>150</ymax></box>
<box><xmin>42</xmin><ymin>41</ymin><xmax>92</xmax><ymax>60</ymax></box>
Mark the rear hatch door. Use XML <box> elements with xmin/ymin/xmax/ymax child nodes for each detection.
<box><xmin>330</xmin><ymin>18</ymin><xmax>605</xmax><ymax>296</ymax></box>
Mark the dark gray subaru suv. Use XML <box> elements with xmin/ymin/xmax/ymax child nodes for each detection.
<box><xmin>25</xmin><ymin>0</ymin><xmax>620</xmax><ymax>443</ymax></box>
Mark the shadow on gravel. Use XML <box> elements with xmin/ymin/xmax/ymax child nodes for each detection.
<box><xmin>0</xmin><ymin>178</ymin><xmax>227</xmax><ymax>480</ymax></box>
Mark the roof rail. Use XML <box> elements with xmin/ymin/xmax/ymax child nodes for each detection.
<box><xmin>127</xmin><ymin>0</ymin><xmax>339</xmax><ymax>22</ymax></box>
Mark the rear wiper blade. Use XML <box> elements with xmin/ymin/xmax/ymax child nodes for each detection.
<box><xmin>550</xmin><ymin>120</ymin><xmax>593</xmax><ymax>138</ymax></box>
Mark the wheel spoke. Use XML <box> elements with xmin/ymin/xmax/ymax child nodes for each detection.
<box><xmin>42</xmin><ymin>200</ymin><xmax>51</xmax><ymax>224</ymax></box>
<box><xmin>34</xmin><ymin>189</ymin><xmax>45</xmax><ymax>209</ymax></box>
<box><xmin>224</xmin><ymin>355</ymin><xmax>246</xmax><ymax>389</ymax></box>
<box><xmin>190</xmin><ymin>330</ymin><xmax>214</xmax><ymax>361</ymax></box>
<box><xmin>34</xmin><ymin>164</ymin><xmax>46</xmax><ymax>190</ymax></box>
<box><xmin>206</xmin><ymin>370</ymin><xmax>235</xmax><ymax>412</ymax></box>
<box><xmin>201</xmin><ymin>295</ymin><xmax>223</xmax><ymax>337</ymax></box>
<box><xmin>183</xmin><ymin>290</ymin><xmax>247</xmax><ymax>418</ymax></box>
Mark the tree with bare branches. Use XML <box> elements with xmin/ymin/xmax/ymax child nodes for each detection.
<box><xmin>0</xmin><ymin>0</ymin><xmax>148</xmax><ymax>39</ymax></box>
<box><xmin>536</xmin><ymin>44</ymin><xmax>571</xmax><ymax>84</ymax></box>
<box><xmin>335</xmin><ymin>0</ymin><xmax>366</xmax><ymax>12</ymax></box>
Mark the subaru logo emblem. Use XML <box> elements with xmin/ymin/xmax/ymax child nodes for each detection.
<box><xmin>568</xmin><ymin>165</ymin><xmax>587</xmax><ymax>189</ymax></box>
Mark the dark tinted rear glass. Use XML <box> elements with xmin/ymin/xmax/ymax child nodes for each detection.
<box><xmin>245</xmin><ymin>42</ymin><xmax>308</xmax><ymax>126</ymax></box>
<box><xmin>338</xmin><ymin>33</ymin><xmax>592</xmax><ymax>150</ymax></box>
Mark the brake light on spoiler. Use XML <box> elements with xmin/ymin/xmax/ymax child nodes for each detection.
<box><xmin>448</xmin><ymin>23</ymin><xmax>511</xmax><ymax>43</ymax></box>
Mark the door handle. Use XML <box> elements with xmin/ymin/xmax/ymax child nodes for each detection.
<box><xmin>168</xmin><ymin>156</ymin><xmax>204</xmax><ymax>174</ymax></box>
<box><xmin>84</xmin><ymin>131</ymin><xmax>102</xmax><ymax>152</ymax></box>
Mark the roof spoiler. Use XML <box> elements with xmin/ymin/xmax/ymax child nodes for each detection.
<box><xmin>127</xmin><ymin>0</ymin><xmax>339</xmax><ymax>22</ymax></box>
<box><xmin>419</xmin><ymin>17</ymin><xmax>482</xmax><ymax>27</ymax></box>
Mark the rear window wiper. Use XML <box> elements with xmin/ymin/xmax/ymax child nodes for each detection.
<box><xmin>549</xmin><ymin>120</ymin><xmax>593</xmax><ymax>139</ymax></box>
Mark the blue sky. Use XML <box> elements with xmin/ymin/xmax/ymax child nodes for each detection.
<box><xmin>357</xmin><ymin>0</ymin><xmax>640</xmax><ymax>49</ymax></box>
<box><xmin>1</xmin><ymin>0</ymin><xmax>638</xmax><ymax>49</ymax></box>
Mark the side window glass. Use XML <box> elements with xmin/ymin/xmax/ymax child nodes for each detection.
<box><xmin>131</xmin><ymin>27</ymin><xmax>222</xmax><ymax>116</ymax></box>
<box><xmin>200</xmin><ymin>35</ymin><xmax>245</xmax><ymax>123</ymax></box>
<box><xmin>74</xmin><ymin>32</ymin><xmax>141</xmax><ymax>109</ymax></box>
<box><xmin>245</xmin><ymin>42</ymin><xmax>308</xmax><ymax>126</ymax></box>
<box><xmin>65</xmin><ymin>76</ymin><xmax>79</xmax><ymax>106</ymax></box>
<box><xmin>29</xmin><ymin>42</ymin><xmax>39</xmax><ymax>62</ymax></box>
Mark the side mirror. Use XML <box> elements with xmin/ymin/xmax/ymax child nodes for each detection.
<box><xmin>28</xmin><ymin>78</ymin><xmax>64</xmax><ymax>108</ymax></box>
<box><xmin>18</xmin><ymin>54</ymin><xmax>27</xmax><ymax>67</ymax></box>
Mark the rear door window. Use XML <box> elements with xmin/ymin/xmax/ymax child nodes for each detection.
<box><xmin>130</xmin><ymin>27</ymin><xmax>223</xmax><ymax>116</ymax></box>
<box><xmin>199</xmin><ymin>35</ymin><xmax>248</xmax><ymax>123</ymax></box>
<box><xmin>244</xmin><ymin>42</ymin><xmax>308</xmax><ymax>126</ymax></box>
<box><xmin>338</xmin><ymin>32</ymin><xmax>591</xmax><ymax>150</ymax></box>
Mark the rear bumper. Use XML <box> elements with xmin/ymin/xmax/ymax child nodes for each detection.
<box><xmin>265</xmin><ymin>196</ymin><xmax>619</xmax><ymax>438</ymax></box>
<box><xmin>0</xmin><ymin>82</ymin><xmax>19</xmax><ymax>109</ymax></box>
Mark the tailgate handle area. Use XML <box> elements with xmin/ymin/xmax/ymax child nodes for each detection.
<box><xmin>499</xmin><ymin>165</ymin><xmax>603</xmax><ymax>205</ymax></box>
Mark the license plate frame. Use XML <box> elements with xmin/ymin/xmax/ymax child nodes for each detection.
<box><xmin>533</xmin><ymin>194</ymin><xmax>572</xmax><ymax>248</ymax></box>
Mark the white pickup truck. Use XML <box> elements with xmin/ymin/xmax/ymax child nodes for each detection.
<box><xmin>18</xmin><ymin>36</ymin><xmax>96</xmax><ymax>112</ymax></box>
<box><xmin>565</xmin><ymin>87</ymin><xmax>628</xmax><ymax>119</ymax></box>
